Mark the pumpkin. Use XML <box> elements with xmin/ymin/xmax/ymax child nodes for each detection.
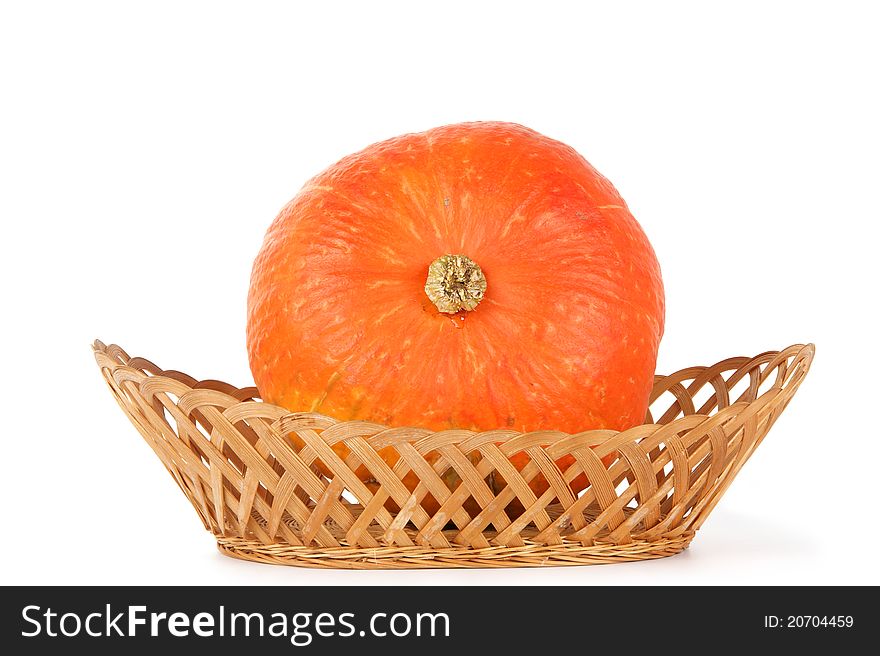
<box><xmin>247</xmin><ymin>121</ymin><xmax>664</xmax><ymax>511</ymax></box>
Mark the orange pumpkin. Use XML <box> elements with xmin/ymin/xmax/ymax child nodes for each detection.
<box><xmin>247</xmin><ymin>121</ymin><xmax>664</xmax><ymax>509</ymax></box>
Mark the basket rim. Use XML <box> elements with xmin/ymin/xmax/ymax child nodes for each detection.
<box><xmin>92</xmin><ymin>339</ymin><xmax>815</xmax><ymax>445</ymax></box>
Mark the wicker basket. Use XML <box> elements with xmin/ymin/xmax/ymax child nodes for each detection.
<box><xmin>93</xmin><ymin>340</ymin><xmax>813</xmax><ymax>569</ymax></box>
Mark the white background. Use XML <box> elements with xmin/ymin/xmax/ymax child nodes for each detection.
<box><xmin>1</xmin><ymin>1</ymin><xmax>878</xmax><ymax>585</ymax></box>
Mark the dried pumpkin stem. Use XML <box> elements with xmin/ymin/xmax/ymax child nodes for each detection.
<box><xmin>424</xmin><ymin>254</ymin><xmax>487</xmax><ymax>313</ymax></box>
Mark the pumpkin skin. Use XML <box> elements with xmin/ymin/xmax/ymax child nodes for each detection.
<box><xmin>247</xmin><ymin>122</ymin><xmax>664</xmax><ymax>508</ymax></box>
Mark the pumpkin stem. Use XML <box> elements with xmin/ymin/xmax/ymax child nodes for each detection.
<box><xmin>424</xmin><ymin>254</ymin><xmax>487</xmax><ymax>314</ymax></box>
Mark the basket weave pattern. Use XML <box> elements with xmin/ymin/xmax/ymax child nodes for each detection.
<box><xmin>94</xmin><ymin>341</ymin><xmax>813</xmax><ymax>568</ymax></box>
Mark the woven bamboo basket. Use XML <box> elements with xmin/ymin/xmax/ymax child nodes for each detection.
<box><xmin>94</xmin><ymin>340</ymin><xmax>813</xmax><ymax>569</ymax></box>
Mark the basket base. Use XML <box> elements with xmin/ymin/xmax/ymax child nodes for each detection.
<box><xmin>215</xmin><ymin>535</ymin><xmax>694</xmax><ymax>569</ymax></box>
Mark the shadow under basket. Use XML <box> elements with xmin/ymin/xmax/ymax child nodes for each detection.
<box><xmin>94</xmin><ymin>341</ymin><xmax>813</xmax><ymax>569</ymax></box>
